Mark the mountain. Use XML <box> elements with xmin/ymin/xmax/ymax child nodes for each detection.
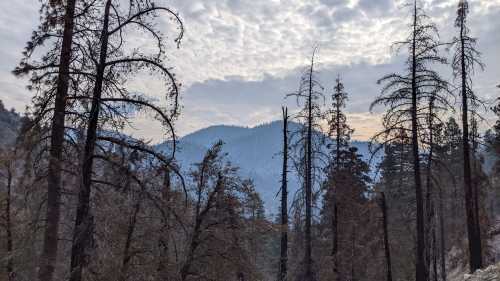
<box><xmin>0</xmin><ymin>100</ymin><xmax>21</xmax><ymax>147</ymax></box>
<box><xmin>158</xmin><ymin>121</ymin><xmax>378</xmax><ymax>214</ymax></box>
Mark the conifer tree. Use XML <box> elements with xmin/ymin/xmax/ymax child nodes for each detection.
<box><xmin>288</xmin><ymin>49</ymin><xmax>324</xmax><ymax>281</ymax></box>
<box><xmin>451</xmin><ymin>0</ymin><xmax>485</xmax><ymax>271</ymax></box>
<box><xmin>371</xmin><ymin>1</ymin><xmax>449</xmax><ymax>280</ymax></box>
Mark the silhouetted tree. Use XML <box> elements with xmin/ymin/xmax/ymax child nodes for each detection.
<box><xmin>14</xmin><ymin>1</ymin><xmax>79</xmax><ymax>280</ymax></box>
<box><xmin>279</xmin><ymin>107</ymin><xmax>289</xmax><ymax>281</ymax></box>
<box><xmin>66</xmin><ymin>1</ymin><xmax>183</xmax><ymax>280</ymax></box>
<box><xmin>451</xmin><ymin>0</ymin><xmax>485</xmax><ymax>271</ymax></box>
<box><xmin>379</xmin><ymin>192</ymin><xmax>393</xmax><ymax>281</ymax></box>
<box><xmin>323</xmin><ymin>76</ymin><xmax>353</xmax><ymax>280</ymax></box>
<box><xmin>288</xmin><ymin>48</ymin><xmax>325</xmax><ymax>281</ymax></box>
<box><xmin>371</xmin><ymin>1</ymin><xmax>449</xmax><ymax>280</ymax></box>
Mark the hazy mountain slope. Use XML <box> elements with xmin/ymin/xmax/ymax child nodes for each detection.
<box><xmin>160</xmin><ymin>121</ymin><xmax>377</xmax><ymax>214</ymax></box>
<box><xmin>0</xmin><ymin>100</ymin><xmax>21</xmax><ymax>147</ymax></box>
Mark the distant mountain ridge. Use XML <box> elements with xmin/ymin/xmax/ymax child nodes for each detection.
<box><xmin>0</xmin><ymin>100</ymin><xmax>21</xmax><ymax>147</ymax></box>
<box><xmin>157</xmin><ymin>121</ymin><xmax>377</xmax><ymax>214</ymax></box>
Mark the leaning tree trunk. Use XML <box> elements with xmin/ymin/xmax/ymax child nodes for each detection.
<box><xmin>69</xmin><ymin>1</ymin><xmax>112</xmax><ymax>280</ymax></box>
<box><xmin>279</xmin><ymin>107</ymin><xmax>289</xmax><ymax>281</ymax></box>
<box><xmin>380</xmin><ymin>192</ymin><xmax>393</xmax><ymax>281</ymax></box>
<box><xmin>459</xmin><ymin>10</ymin><xmax>483</xmax><ymax>272</ymax></box>
<box><xmin>411</xmin><ymin>2</ymin><xmax>427</xmax><ymax>280</ymax></box>
<box><xmin>38</xmin><ymin>1</ymin><xmax>77</xmax><ymax>280</ymax></box>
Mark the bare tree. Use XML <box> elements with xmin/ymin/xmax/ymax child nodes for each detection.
<box><xmin>371</xmin><ymin>1</ymin><xmax>450</xmax><ymax>280</ymax></box>
<box><xmin>63</xmin><ymin>1</ymin><xmax>184</xmax><ymax>280</ymax></box>
<box><xmin>451</xmin><ymin>0</ymin><xmax>485</xmax><ymax>271</ymax></box>
<box><xmin>379</xmin><ymin>192</ymin><xmax>393</xmax><ymax>281</ymax></box>
<box><xmin>279</xmin><ymin>107</ymin><xmax>289</xmax><ymax>281</ymax></box>
<box><xmin>288</xmin><ymin>48</ymin><xmax>325</xmax><ymax>281</ymax></box>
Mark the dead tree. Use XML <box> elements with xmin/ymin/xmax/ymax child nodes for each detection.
<box><xmin>380</xmin><ymin>192</ymin><xmax>393</xmax><ymax>281</ymax></box>
<box><xmin>288</xmin><ymin>48</ymin><xmax>325</xmax><ymax>281</ymax></box>
<box><xmin>0</xmin><ymin>150</ymin><xmax>15</xmax><ymax>281</ymax></box>
<box><xmin>371</xmin><ymin>2</ymin><xmax>450</xmax><ymax>280</ymax></box>
<box><xmin>451</xmin><ymin>0</ymin><xmax>485</xmax><ymax>271</ymax></box>
<box><xmin>279</xmin><ymin>107</ymin><xmax>289</xmax><ymax>281</ymax></box>
<box><xmin>67</xmin><ymin>1</ymin><xmax>183</xmax><ymax>280</ymax></box>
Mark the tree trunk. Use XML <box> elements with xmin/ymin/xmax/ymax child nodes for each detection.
<box><xmin>279</xmin><ymin>107</ymin><xmax>288</xmax><ymax>281</ymax></box>
<box><xmin>380</xmin><ymin>192</ymin><xmax>393</xmax><ymax>281</ymax></box>
<box><xmin>425</xmin><ymin>98</ymin><xmax>436</xmax><ymax>280</ymax></box>
<box><xmin>120</xmin><ymin>194</ymin><xmax>142</xmax><ymax>281</ymax></box>
<box><xmin>157</xmin><ymin>169</ymin><xmax>171</xmax><ymax>280</ymax></box>
<box><xmin>438</xmin><ymin>184</ymin><xmax>446</xmax><ymax>281</ymax></box>
<box><xmin>350</xmin><ymin>226</ymin><xmax>356</xmax><ymax>281</ymax></box>
<box><xmin>332</xmin><ymin>80</ymin><xmax>341</xmax><ymax>281</ymax></box>
<box><xmin>69</xmin><ymin>1</ymin><xmax>112</xmax><ymax>280</ymax></box>
<box><xmin>38</xmin><ymin>1</ymin><xmax>77</xmax><ymax>280</ymax></box>
<box><xmin>459</xmin><ymin>10</ymin><xmax>482</xmax><ymax>272</ymax></box>
<box><xmin>433</xmin><ymin>225</ymin><xmax>438</xmax><ymax>281</ymax></box>
<box><xmin>303</xmin><ymin>53</ymin><xmax>314</xmax><ymax>281</ymax></box>
<box><xmin>5</xmin><ymin>166</ymin><xmax>14</xmax><ymax>281</ymax></box>
<box><xmin>411</xmin><ymin>2</ymin><xmax>427</xmax><ymax>280</ymax></box>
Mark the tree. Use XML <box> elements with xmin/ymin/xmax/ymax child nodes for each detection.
<box><xmin>0</xmin><ymin>149</ymin><xmax>15</xmax><ymax>281</ymax></box>
<box><xmin>14</xmin><ymin>1</ymin><xmax>79</xmax><ymax>280</ymax></box>
<box><xmin>379</xmin><ymin>192</ymin><xmax>393</xmax><ymax>281</ymax></box>
<box><xmin>279</xmin><ymin>107</ymin><xmax>289</xmax><ymax>281</ymax></box>
<box><xmin>288</xmin><ymin>48</ymin><xmax>325</xmax><ymax>281</ymax></box>
<box><xmin>451</xmin><ymin>0</ymin><xmax>485</xmax><ymax>271</ymax></box>
<box><xmin>66</xmin><ymin>1</ymin><xmax>183</xmax><ymax>280</ymax></box>
<box><xmin>323</xmin><ymin>76</ymin><xmax>353</xmax><ymax>280</ymax></box>
<box><xmin>371</xmin><ymin>1</ymin><xmax>449</xmax><ymax>280</ymax></box>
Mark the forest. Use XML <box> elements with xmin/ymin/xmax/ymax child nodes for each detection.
<box><xmin>0</xmin><ymin>0</ymin><xmax>500</xmax><ymax>281</ymax></box>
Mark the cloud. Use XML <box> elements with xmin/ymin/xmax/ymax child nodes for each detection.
<box><xmin>0</xmin><ymin>0</ymin><xmax>499</xmax><ymax>142</ymax></box>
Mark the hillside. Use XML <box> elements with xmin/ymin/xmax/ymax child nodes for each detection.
<box><xmin>0</xmin><ymin>100</ymin><xmax>21</xmax><ymax>147</ymax></box>
<box><xmin>158</xmin><ymin>121</ymin><xmax>377</xmax><ymax>214</ymax></box>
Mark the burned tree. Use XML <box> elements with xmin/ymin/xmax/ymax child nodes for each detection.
<box><xmin>379</xmin><ymin>192</ymin><xmax>393</xmax><ymax>281</ymax></box>
<box><xmin>62</xmin><ymin>1</ymin><xmax>184</xmax><ymax>280</ymax></box>
<box><xmin>371</xmin><ymin>1</ymin><xmax>449</xmax><ymax>280</ymax></box>
<box><xmin>325</xmin><ymin>77</ymin><xmax>352</xmax><ymax>261</ymax></box>
<box><xmin>288</xmin><ymin>49</ymin><xmax>325</xmax><ymax>281</ymax></box>
<box><xmin>451</xmin><ymin>0</ymin><xmax>485</xmax><ymax>272</ymax></box>
<box><xmin>279</xmin><ymin>107</ymin><xmax>289</xmax><ymax>281</ymax></box>
<box><xmin>14</xmin><ymin>1</ymin><xmax>79</xmax><ymax>280</ymax></box>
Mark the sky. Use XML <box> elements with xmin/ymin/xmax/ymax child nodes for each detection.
<box><xmin>0</xmin><ymin>0</ymin><xmax>499</xmax><ymax>142</ymax></box>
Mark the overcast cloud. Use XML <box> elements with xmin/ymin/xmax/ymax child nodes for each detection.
<box><xmin>0</xmin><ymin>0</ymin><xmax>499</xmax><ymax>142</ymax></box>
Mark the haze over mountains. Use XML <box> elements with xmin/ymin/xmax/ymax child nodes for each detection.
<box><xmin>0</xmin><ymin>101</ymin><xmax>378</xmax><ymax>214</ymax></box>
<box><xmin>158</xmin><ymin>121</ymin><xmax>377</xmax><ymax>214</ymax></box>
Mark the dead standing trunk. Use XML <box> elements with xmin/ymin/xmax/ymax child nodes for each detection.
<box><xmin>459</xmin><ymin>9</ymin><xmax>482</xmax><ymax>272</ymax></box>
<box><xmin>303</xmin><ymin>53</ymin><xmax>314</xmax><ymax>281</ymax></box>
<box><xmin>69</xmin><ymin>1</ymin><xmax>112</xmax><ymax>280</ymax></box>
<box><xmin>119</xmin><ymin>194</ymin><xmax>143</xmax><ymax>281</ymax></box>
<box><xmin>411</xmin><ymin>2</ymin><xmax>427</xmax><ymax>280</ymax></box>
<box><xmin>157</xmin><ymin>169</ymin><xmax>171</xmax><ymax>279</ymax></box>
<box><xmin>438</xmin><ymin>184</ymin><xmax>446</xmax><ymax>281</ymax></box>
<box><xmin>279</xmin><ymin>107</ymin><xmax>289</xmax><ymax>281</ymax></box>
<box><xmin>38</xmin><ymin>1</ymin><xmax>77</xmax><ymax>280</ymax></box>
<box><xmin>380</xmin><ymin>192</ymin><xmax>393</xmax><ymax>281</ymax></box>
<box><xmin>5</xmin><ymin>164</ymin><xmax>14</xmax><ymax>281</ymax></box>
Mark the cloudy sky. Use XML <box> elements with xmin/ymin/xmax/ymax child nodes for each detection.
<box><xmin>1</xmin><ymin>0</ymin><xmax>499</xmax><ymax>142</ymax></box>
